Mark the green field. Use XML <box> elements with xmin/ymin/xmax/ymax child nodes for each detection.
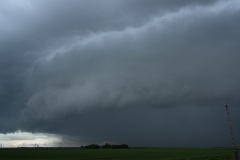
<box><xmin>0</xmin><ymin>148</ymin><xmax>236</xmax><ymax>160</ymax></box>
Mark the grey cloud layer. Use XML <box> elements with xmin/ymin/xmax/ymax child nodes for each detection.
<box><xmin>24</xmin><ymin>0</ymin><xmax>240</xmax><ymax>119</ymax></box>
<box><xmin>0</xmin><ymin>0</ymin><xmax>240</xmax><ymax>147</ymax></box>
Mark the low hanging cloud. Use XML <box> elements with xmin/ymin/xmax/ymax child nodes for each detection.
<box><xmin>1</xmin><ymin>0</ymin><xmax>240</xmax><ymax>147</ymax></box>
<box><xmin>22</xmin><ymin>0</ymin><xmax>240</xmax><ymax>120</ymax></box>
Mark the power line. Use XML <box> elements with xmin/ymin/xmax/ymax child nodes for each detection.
<box><xmin>225</xmin><ymin>105</ymin><xmax>239</xmax><ymax>160</ymax></box>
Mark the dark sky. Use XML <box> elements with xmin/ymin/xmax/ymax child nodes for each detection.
<box><xmin>0</xmin><ymin>0</ymin><xmax>240</xmax><ymax>147</ymax></box>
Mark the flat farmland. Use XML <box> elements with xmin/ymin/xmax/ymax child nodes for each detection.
<box><xmin>0</xmin><ymin>148</ymin><xmax>235</xmax><ymax>160</ymax></box>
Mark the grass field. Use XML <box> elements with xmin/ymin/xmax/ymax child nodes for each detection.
<box><xmin>0</xmin><ymin>148</ymin><xmax>236</xmax><ymax>160</ymax></box>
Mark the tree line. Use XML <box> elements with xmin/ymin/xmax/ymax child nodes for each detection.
<box><xmin>80</xmin><ymin>143</ymin><xmax>128</xmax><ymax>149</ymax></box>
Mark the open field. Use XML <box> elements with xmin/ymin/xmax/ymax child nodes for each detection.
<box><xmin>0</xmin><ymin>148</ymin><xmax>236</xmax><ymax>160</ymax></box>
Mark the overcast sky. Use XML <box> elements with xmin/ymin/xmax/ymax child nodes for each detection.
<box><xmin>0</xmin><ymin>0</ymin><xmax>240</xmax><ymax>147</ymax></box>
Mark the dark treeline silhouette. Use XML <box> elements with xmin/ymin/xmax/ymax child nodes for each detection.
<box><xmin>81</xmin><ymin>143</ymin><xmax>128</xmax><ymax>149</ymax></box>
<box><xmin>81</xmin><ymin>144</ymin><xmax>100</xmax><ymax>149</ymax></box>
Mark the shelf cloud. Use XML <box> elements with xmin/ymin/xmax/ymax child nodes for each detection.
<box><xmin>0</xmin><ymin>0</ymin><xmax>240</xmax><ymax>147</ymax></box>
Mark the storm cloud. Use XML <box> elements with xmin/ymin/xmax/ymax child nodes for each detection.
<box><xmin>0</xmin><ymin>0</ymin><xmax>240</xmax><ymax>147</ymax></box>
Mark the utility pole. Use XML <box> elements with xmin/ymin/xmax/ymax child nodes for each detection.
<box><xmin>225</xmin><ymin>105</ymin><xmax>239</xmax><ymax>160</ymax></box>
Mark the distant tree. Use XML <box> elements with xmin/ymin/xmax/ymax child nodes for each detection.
<box><xmin>102</xmin><ymin>143</ymin><xmax>111</xmax><ymax>149</ymax></box>
<box><xmin>81</xmin><ymin>143</ymin><xmax>129</xmax><ymax>149</ymax></box>
<box><xmin>82</xmin><ymin>144</ymin><xmax>100</xmax><ymax>149</ymax></box>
